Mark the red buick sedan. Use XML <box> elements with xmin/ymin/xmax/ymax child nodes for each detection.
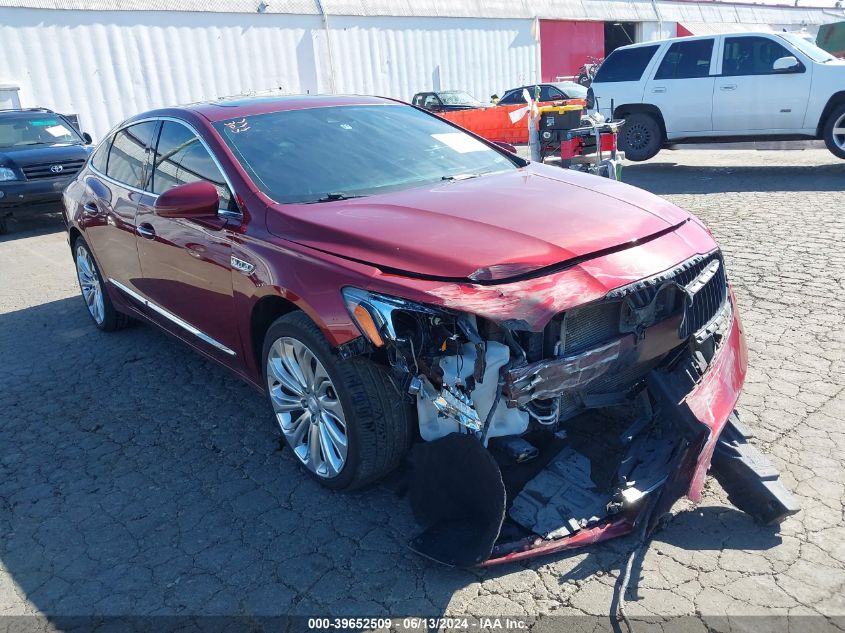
<box><xmin>62</xmin><ymin>95</ymin><xmax>796</xmax><ymax>566</ymax></box>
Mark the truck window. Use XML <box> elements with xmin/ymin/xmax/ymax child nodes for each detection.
<box><xmin>654</xmin><ymin>39</ymin><xmax>714</xmax><ymax>79</ymax></box>
<box><xmin>723</xmin><ymin>36</ymin><xmax>797</xmax><ymax>76</ymax></box>
<box><xmin>593</xmin><ymin>45</ymin><xmax>659</xmax><ymax>83</ymax></box>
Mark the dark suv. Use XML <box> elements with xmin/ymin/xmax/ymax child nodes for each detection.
<box><xmin>0</xmin><ymin>108</ymin><xmax>93</xmax><ymax>233</ymax></box>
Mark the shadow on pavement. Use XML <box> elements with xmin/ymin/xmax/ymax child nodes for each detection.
<box><xmin>625</xmin><ymin>162</ymin><xmax>845</xmax><ymax>195</ymax></box>
<box><xmin>0</xmin><ymin>210</ymin><xmax>65</xmax><ymax>244</ymax></box>
<box><xmin>0</xmin><ymin>296</ymin><xmax>785</xmax><ymax>619</ymax></box>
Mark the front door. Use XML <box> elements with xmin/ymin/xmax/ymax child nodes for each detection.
<box><xmin>712</xmin><ymin>35</ymin><xmax>812</xmax><ymax>132</ymax></box>
<box><xmin>644</xmin><ymin>37</ymin><xmax>717</xmax><ymax>135</ymax></box>
<box><xmin>134</xmin><ymin>119</ymin><xmax>242</xmax><ymax>363</ymax></box>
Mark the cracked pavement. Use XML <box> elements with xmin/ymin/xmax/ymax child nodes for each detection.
<box><xmin>0</xmin><ymin>148</ymin><xmax>843</xmax><ymax>628</ymax></box>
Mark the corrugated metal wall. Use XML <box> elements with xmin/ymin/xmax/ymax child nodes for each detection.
<box><xmin>0</xmin><ymin>8</ymin><xmax>539</xmax><ymax>138</ymax></box>
<box><xmin>538</xmin><ymin>20</ymin><xmax>604</xmax><ymax>82</ymax></box>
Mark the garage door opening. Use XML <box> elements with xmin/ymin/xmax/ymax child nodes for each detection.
<box><xmin>605</xmin><ymin>21</ymin><xmax>637</xmax><ymax>56</ymax></box>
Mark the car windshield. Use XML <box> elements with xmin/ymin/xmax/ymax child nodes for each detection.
<box><xmin>779</xmin><ymin>33</ymin><xmax>835</xmax><ymax>63</ymax></box>
<box><xmin>438</xmin><ymin>91</ymin><xmax>483</xmax><ymax>106</ymax></box>
<box><xmin>214</xmin><ymin>104</ymin><xmax>518</xmax><ymax>204</ymax></box>
<box><xmin>0</xmin><ymin>113</ymin><xmax>82</xmax><ymax>148</ymax></box>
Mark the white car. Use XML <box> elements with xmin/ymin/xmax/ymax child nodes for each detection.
<box><xmin>588</xmin><ymin>32</ymin><xmax>845</xmax><ymax>161</ymax></box>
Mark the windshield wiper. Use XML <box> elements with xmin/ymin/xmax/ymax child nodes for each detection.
<box><xmin>441</xmin><ymin>173</ymin><xmax>483</xmax><ymax>182</ymax></box>
<box><xmin>307</xmin><ymin>192</ymin><xmax>368</xmax><ymax>203</ymax></box>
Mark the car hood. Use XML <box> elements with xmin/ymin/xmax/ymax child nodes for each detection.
<box><xmin>0</xmin><ymin>144</ymin><xmax>90</xmax><ymax>167</ymax></box>
<box><xmin>267</xmin><ymin>164</ymin><xmax>691</xmax><ymax>281</ymax></box>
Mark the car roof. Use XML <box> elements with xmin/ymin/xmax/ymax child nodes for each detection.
<box><xmin>612</xmin><ymin>31</ymin><xmax>780</xmax><ymax>51</ymax></box>
<box><xmin>142</xmin><ymin>94</ymin><xmax>401</xmax><ymax>124</ymax></box>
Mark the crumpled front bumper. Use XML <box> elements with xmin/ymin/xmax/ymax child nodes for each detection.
<box><xmin>478</xmin><ymin>295</ymin><xmax>795</xmax><ymax>567</ymax></box>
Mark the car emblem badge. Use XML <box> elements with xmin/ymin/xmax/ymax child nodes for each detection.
<box><xmin>231</xmin><ymin>256</ymin><xmax>255</xmax><ymax>274</ymax></box>
<box><xmin>50</xmin><ymin>165</ymin><xmax>64</xmax><ymax>173</ymax></box>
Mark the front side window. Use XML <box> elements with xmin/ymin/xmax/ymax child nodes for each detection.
<box><xmin>214</xmin><ymin>104</ymin><xmax>519</xmax><ymax>204</ymax></box>
<box><xmin>105</xmin><ymin>121</ymin><xmax>157</xmax><ymax>189</ymax></box>
<box><xmin>723</xmin><ymin>36</ymin><xmax>798</xmax><ymax>76</ymax></box>
<box><xmin>0</xmin><ymin>113</ymin><xmax>83</xmax><ymax>149</ymax></box>
<box><xmin>655</xmin><ymin>39</ymin><xmax>714</xmax><ymax>79</ymax></box>
<box><xmin>422</xmin><ymin>95</ymin><xmax>441</xmax><ymax>109</ymax></box>
<box><xmin>151</xmin><ymin>121</ymin><xmax>232</xmax><ymax>210</ymax></box>
<box><xmin>593</xmin><ymin>45</ymin><xmax>659</xmax><ymax>83</ymax></box>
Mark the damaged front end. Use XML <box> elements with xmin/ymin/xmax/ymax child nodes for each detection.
<box><xmin>342</xmin><ymin>250</ymin><xmax>799</xmax><ymax>567</ymax></box>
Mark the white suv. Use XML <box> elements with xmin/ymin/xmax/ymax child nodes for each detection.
<box><xmin>588</xmin><ymin>32</ymin><xmax>845</xmax><ymax>161</ymax></box>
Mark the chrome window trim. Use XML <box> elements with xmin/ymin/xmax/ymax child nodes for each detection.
<box><xmin>108</xmin><ymin>278</ymin><xmax>236</xmax><ymax>356</ymax></box>
<box><xmin>90</xmin><ymin>115</ymin><xmax>243</xmax><ymax>219</ymax></box>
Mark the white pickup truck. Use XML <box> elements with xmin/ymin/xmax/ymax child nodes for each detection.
<box><xmin>588</xmin><ymin>31</ymin><xmax>845</xmax><ymax>161</ymax></box>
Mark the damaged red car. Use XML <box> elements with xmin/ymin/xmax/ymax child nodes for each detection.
<box><xmin>62</xmin><ymin>95</ymin><xmax>798</xmax><ymax>567</ymax></box>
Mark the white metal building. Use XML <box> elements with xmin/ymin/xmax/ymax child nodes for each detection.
<box><xmin>1</xmin><ymin>0</ymin><xmax>842</xmax><ymax>139</ymax></box>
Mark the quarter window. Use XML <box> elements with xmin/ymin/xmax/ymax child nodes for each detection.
<box><xmin>654</xmin><ymin>39</ymin><xmax>714</xmax><ymax>79</ymax></box>
<box><xmin>151</xmin><ymin>121</ymin><xmax>232</xmax><ymax>210</ymax></box>
<box><xmin>722</xmin><ymin>36</ymin><xmax>797</xmax><ymax>76</ymax></box>
<box><xmin>105</xmin><ymin>122</ymin><xmax>157</xmax><ymax>189</ymax></box>
<box><xmin>90</xmin><ymin>137</ymin><xmax>111</xmax><ymax>173</ymax></box>
<box><xmin>593</xmin><ymin>45</ymin><xmax>660</xmax><ymax>83</ymax></box>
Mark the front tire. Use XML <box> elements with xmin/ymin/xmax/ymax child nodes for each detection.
<box><xmin>73</xmin><ymin>236</ymin><xmax>129</xmax><ymax>331</ymax></box>
<box><xmin>262</xmin><ymin>311</ymin><xmax>413</xmax><ymax>490</ymax></box>
<box><xmin>619</xmin><ymin>112</ymin><xmax>663</xmax><ymax>161</ymax></box>
<box><xmin>822</xmin><ymin>104</ymin><xmax>845</xmax><ymax>160</ymax></box>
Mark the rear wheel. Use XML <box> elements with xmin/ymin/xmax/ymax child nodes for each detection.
<box><xmin>262</xmin><ymin>311</ymin><xmax>413</xmax><ymax>490</ymax></box>
<box><xmin>823</xmin><ymin>104</ymin><xmax>845</xmax><ymax>160</ymax></box>
<box><xmin>619</xmin><ymin>112</ymin><xmax>663</xmax><ymax>161</ymax></box>
<box><xmin>73</xmin><ymin>237</ymin><xmax>130</xmax><ymax>331</ymax></box>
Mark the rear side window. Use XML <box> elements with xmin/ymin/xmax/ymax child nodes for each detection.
<box><xmin>151</xmin><ymin>121</ymin><xmax>232</xmax><ymax>210</ymax></box>
<box><xmin>105</xmin><ymin>121</ymin><xmax>157</xmax><ymax>189</ymax></box>
<box><xmin>539</xmin><ymin>85</ymin><xmax>565</xmax><ymax>101</ymax></box>
<box><xmin>593</xmin><ymin>45</ymin><xmax>659</xmax><ymax>83</ymax></box>
<box><xmin>497</xmin><ymin>89</ymin><xmax>525</xmax><ymax>105</ymax></box>
<box><xmin>723</xmin><ymin>36</ymin><xmax>797</xmax><ymax>76</ymax></box>
<box><xmin>655</xmin><ymin>39</ymin><xmax>714</xmax><ymax>79</ymax></box>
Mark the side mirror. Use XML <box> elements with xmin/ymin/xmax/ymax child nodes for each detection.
<box><xmin>773</xmin><ymin>56</ymin><xmax>800</xmax><ymax>72</ymax></box>
<box><xmin>82</xmin><ymin>132</ymin><xmax>93</xmax><ymax>144</ymax></box>
<box><xmin>154</xmin><ymin>181</ymin><xmax>220</xmax><ymax>219</ymax></box>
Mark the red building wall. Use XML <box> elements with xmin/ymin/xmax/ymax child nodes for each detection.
<box><xmin>539</xmin><ymin>20</ymin><xmax>605</xmax><ymax>82</ymax></box>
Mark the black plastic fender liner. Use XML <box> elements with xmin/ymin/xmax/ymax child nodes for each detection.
<box><xmin>408</xmin><ymin>433</ymin><xmax>507</xmax><ymax>567</ymax></box>
<box><xmin>711</xmin><ymin>413</ymin><xmax>800</xmax><ymax>525</ymax></box>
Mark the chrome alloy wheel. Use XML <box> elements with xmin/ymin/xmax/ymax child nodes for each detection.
<box><xmin>76</xmin><ymin>244</ymin><xmax>105</xmax><ymax>325</ymax></box>
<box><xmin>832</xmin><ymin>112</ymin><xmax>845</xmax><ymax>152</ymax></box>
<box><xmin>266</xmin><ymin>337</ymin><xmax>349</xmax><ymax>478</ymax></box>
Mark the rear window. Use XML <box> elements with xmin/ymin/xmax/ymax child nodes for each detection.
<box><xmin>593</xmin><ymin>45</ymin><xmax>659</xmax><ymax>83</ymax></box>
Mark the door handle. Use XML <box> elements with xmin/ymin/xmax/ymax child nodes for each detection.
<box><xmin>137</xmin><ymin>223</ymin><xmax>156</xmax><ymax>239</ymax></box>
<box><xmin>83</xmin><ymin>202</ymin><xmax>98</xmax><ymax>216</ymax></box>
<box><xmin>720</xmin><ymin>84</ymin><xmax>737</xmax><ymax>91</ymax></box>
<box><xmin>652</xmin><ymin>87</ymin><xmax>667</xmax><ymax>93</ymax></box>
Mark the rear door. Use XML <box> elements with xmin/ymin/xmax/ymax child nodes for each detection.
<box><xmin>133</xmin><ymin>119</ymin><xmax>242</xmax><ymax>362</ymax></box>
<box><xmin>590</xmin><ymin>44</ymin><xmax>661</xmax><ymax>118</ymax></box>
<box><xmin>644</xmin><ymin>37</ymin><xmax>717</xmax><ymax>135</ymax></box>
<box><xmin>712</xmin><ymin>35</ymin><xmax>812</xmax><ymax>132</ymax></box>
<box><xmin>82</xmin><ymin>121</ymin><xmax>159</xmax><ymax>293</ymax></box>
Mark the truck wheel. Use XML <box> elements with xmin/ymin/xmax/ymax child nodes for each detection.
<box><xmin>823</xmin><ymin>104</ymin><xmax>845</xmax><ymax>160</ymax></box>
<box><xmin>619</xmin><ymin>112</ymin><xmax>663</xmax><ymax>161</ymax></box>
<box><xmin>262</xmin><ymin>311</ymin><xmax>414</xmax><ymax>490</ymax></box>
